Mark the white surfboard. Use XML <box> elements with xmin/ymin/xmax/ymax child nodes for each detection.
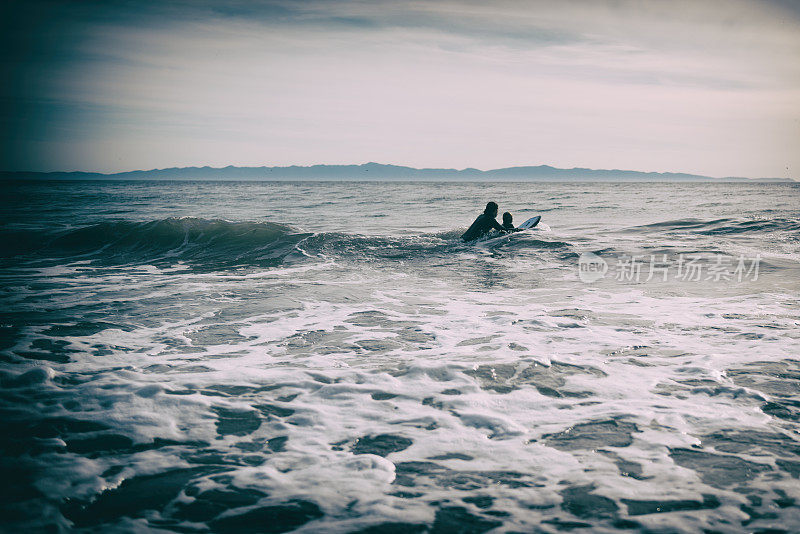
<box><xmin>517</xmin><ymin>216</ymin><xmax>541</xmax><ymax>229</ymax></box>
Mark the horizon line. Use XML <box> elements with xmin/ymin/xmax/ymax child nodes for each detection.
<box><xmin>1</xmin><ymin>162</ymin><xmax>796</xmax><ymax>181</ymax></box>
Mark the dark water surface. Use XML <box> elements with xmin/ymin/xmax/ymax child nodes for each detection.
<box><xmin>1</xmin><ymin>180</ymin><xmax>799</xmax><ymax>532</ymax></box>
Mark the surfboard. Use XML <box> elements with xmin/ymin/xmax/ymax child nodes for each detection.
<box><xmin>517</xmin><ymin>216</ymin><xmax>541</xmax><ymax>229</ymax></box>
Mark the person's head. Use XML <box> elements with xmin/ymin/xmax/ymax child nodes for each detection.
<box><xmin>484</xmin><ymin>201</ymin><xmax>499</xmax><ymax>217</ymax></box>
<box><xmin>502</xmin><ymin>212</ymin><xmax>512</xmax><ymax>224</ymax></box>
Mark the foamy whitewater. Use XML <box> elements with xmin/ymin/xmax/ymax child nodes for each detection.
<box><xmin>1</xmin><ymin>180</ymin><xmax>799</xmax><ymax>533</ymax></box>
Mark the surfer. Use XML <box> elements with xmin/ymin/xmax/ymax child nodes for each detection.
<box><xmin>461</xmin><ymin>201</ymin><xmax>506</xmax><ymax>241</ymax></box>
<box><xmin>502</xmin><ymin>212</ymin><xmax>522</xmax><ymax>233</ymax></box>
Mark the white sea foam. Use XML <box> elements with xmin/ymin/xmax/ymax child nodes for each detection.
<box><xmin>2</xmin><ymin>181</ymin><xmax>799</xmax><ymax>531</ymax></box>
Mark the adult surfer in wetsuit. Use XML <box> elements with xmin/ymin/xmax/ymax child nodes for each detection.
<box><xmin>461</xmin><ymin>201</ymin><xmax>505</xmax><ymax>241</ymax></box>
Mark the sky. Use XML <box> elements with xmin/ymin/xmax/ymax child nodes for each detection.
<box><xmin>1</xmin><ymin>0</ymin><xmax>799</xmax><ymax>178</ymax></box>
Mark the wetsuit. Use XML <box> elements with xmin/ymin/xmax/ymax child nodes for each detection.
<box><xmin>461</xmin><ymin>213</ymin><xmax>505</xmax><ymax>241</ymax></box>
<box><xmin>502</xmin><ymin>221</ymin><xmax>515</xmax><ymax>231</ymax></box>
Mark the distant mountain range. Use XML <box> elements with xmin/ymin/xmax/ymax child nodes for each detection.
<box><xmin>1</xmin><ymin>163</ymin><xmax>794</xmax><ymax>182</ymax></box>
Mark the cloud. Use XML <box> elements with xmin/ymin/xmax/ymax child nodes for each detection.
<box><xmin>1</xmin><ymin>0</ymin><xmax>798</xmax><ymax>177</ymax></box>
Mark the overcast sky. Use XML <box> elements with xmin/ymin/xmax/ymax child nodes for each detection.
<box><xmin>1</xmin><ymin>0</ymin><xmax>798</xmax><ymax>177</ymax></box>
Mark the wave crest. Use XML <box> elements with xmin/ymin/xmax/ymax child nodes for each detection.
<box><xmin>1</xmin><ymin>218</ymin><xmax>572</xmax><ymax>269</ymax></box>
<box><xmin>626</xmin><ymin>217</ymin><xmax>800</xmax><ymax>235</ymax></box>
<box><xmin>3</xmin><ymin>218</ymin><xmax>308</xmax><ymax>268</ymax></box>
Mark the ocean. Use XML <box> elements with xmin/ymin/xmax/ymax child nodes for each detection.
<box><xmin>1</xmin><ymin>180</ymin><xmax>799</xmax><ymax>533</ymax></box>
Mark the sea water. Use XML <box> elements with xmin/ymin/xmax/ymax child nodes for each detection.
<box><xmin>1</xmin><ymin>180</ymin><xmax>799</xmax><ymax>532</ymax></box>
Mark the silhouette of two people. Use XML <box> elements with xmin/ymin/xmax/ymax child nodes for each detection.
<box><xmin>461</xmin><ymin>201</ymin><xmax>520</xmax><ymax>242</ymax></box>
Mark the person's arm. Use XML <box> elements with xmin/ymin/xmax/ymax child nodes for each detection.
<box><xmin>491</xmin><ymin>218</ymin><xmax>505</xmax><ymax>232</ymax></box>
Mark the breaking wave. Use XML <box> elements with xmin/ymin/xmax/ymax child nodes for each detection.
<box><xmin>624</xmin><ymin>217</ymin><xmax>800</xmax><ymax>235</ymax></box>
<box><xmin>0</xmin><ymin>218</ymin><xmax>574</xmax><ymax>269</ymax></box>
<box><xmin>1</xmin><ymin>218</ymin><xmax>309</xmax><ymax>268</ymax></box>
